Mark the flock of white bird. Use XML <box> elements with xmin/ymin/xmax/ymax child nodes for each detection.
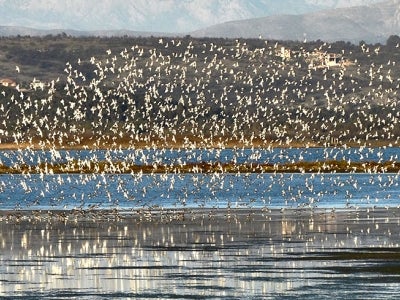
<box><xmin>0</xmin><ymin>37</ymin><xmax>399</xmax><ymax>215</ymax></box>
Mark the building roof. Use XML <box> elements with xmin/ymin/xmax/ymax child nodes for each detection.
<box><xmin>0</xmin><ymin>78</ymin><xmax>17</xmax><ymax>86</ymax></box>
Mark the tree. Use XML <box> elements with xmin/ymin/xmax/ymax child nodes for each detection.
<box><xmin>386</xmin><ymin>35</ymin><xmax>400</xmax><ymax>48</ymax></box>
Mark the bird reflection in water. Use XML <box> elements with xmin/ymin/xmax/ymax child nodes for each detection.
<box><xmin>0</xmin><ymin>208</ymin><xmax>399</xmax><ymax>298</ymax></box>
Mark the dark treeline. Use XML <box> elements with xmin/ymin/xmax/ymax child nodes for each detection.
<box><xmin>1</xmin><ymin>34</ymin><xmax>399</xmax><ymax>83</ymax></box>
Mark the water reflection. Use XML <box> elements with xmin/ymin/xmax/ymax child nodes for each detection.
<box><xmin>1</xmin><ymin>208</ymin><xmax>399</xmax><ymax>298</ymax></box>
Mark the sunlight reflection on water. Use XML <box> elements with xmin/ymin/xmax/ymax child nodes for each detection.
<box><xmin>1</xmin><ymin>208</ymin><xmax>399</xmax><ymax>299</ymax></box>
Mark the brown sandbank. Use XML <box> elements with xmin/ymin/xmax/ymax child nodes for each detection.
<box><xmin>0</xmin><ymin>159</ymin><xmax>399</xmax><ymax>174</ymax></box>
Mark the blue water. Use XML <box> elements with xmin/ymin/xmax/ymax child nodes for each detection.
<box><xmin>0</xmin><ymin>147</ymin><xmax>399</xmax><ymax>211</ymax></box>
<box><xmin>0</xmin><ymin>146</ymin><xmax>399</xmax><ymax>166</ymax></box>
<box><xmin>0</xmin><ymin>173</ymin><xmax>399</xmax><ymax>210</ymax></box>
<box><xmin>1</xmin><ymin>147</ymin><xmax>400</xmax><ymax>299</ymax></box>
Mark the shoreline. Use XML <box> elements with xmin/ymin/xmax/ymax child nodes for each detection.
<box><xmin>1</xmin><ymin>206</ymin><xmax>399</xmax><ymax>224</ymax></box>
<box><xmin>1</xmin><ymin>160</ymin><xmax>400</xmax><ymax>174</ymax></box>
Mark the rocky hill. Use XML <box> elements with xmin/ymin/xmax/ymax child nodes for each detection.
<box><xmin>191</xmin><ymin>0</ymin><xmax>400</xmax><ymax>43</ymax></box>
<box><xmin>0</xmin><ymin>0</ymin><xmax>385</xmax><ymax>40</ymax></box>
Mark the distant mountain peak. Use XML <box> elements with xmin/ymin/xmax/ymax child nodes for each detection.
<box><xmin>0</xmin><ymin>0</ymin><xmax>385</xmax><ymax>33</ymax></box>
<box><xmin>190</xmin><ymin>0</ymin><xmax>400</xmax><ymax>43</ymax></box>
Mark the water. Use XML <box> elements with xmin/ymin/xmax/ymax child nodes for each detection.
<box><xmin>1</xmin><ymin>209</ymin><xmax>399</xmax><ymax>299</ymax></box>
<box><xmin>0</xmin><ymin>147</ymin><xmax>399</xmax><ymax>211</ymax></box>
<box><xmin>0</xmin><ymin>173</ymin><xmax>399</xmax><ymax>211</ymax></box>
<box><xmin>1</xmin><ymin>147</ymin><xmax>400</xmax><ymax>299</ymax></box>
<box><xmin>0</xmin><ymin>147</ymin><xmax>399</xmax><ymax>167</ymax></box>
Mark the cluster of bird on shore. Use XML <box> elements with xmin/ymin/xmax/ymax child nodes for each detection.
<box><xmin>0</xmin><ymin>37</ymin><xmax>399</xmax><ymax>214</ymax></box>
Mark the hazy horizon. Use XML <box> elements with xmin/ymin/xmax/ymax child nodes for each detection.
<box><xmin>0</xmin><ymin>0</ymin><xmax>384</xmax><ymax>33</ymax></box>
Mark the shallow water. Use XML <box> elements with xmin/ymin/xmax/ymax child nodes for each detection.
<box><xmin>0</xmin><ymin>173</ymin><xmax>399</xmax><ymax>210</ymax></box>
<box><xmin>1</xmin><ymin>209</ymin><xmax>399</xmax><ymax>299</ymax></box>
<box><xmin>0</xmin><ymin>147</ymin><xmax>399</xmax><ymax>166</ymax></box>
<box><xmin>1</xmin><ymin>147</ymin><xmax>400</xmax><ymax>211</ymax></box>
<box><xmin>1</xmin><ymin>147</ymin><xmax>399</xmax><ymax>298</ymax></box>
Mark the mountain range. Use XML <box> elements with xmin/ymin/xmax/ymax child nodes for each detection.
<box><xmin>0</xmin><ymin>0</ymin><xmax>382</xmax><ymax>32</ymax></box>
<box><xmin>0</xmin><ymin>0</ymin><xmax>398</xmax><ymax>43</ymax></box>
<box><xmin>191</xmin><ymin>0</ymin><xmax>400</xmax><ymax>43</ymax></box>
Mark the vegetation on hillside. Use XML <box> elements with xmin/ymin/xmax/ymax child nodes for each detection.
<box><xmin>0</xmin><ymin>35</ymin><xmax>400</xmax><ymax>149</ymax></box>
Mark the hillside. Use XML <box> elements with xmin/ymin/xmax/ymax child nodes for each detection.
<box><xmin>191</xmin><ymin>0</ymin><xmax>400</xmax><ymax>44</ymax></box>
<box><xmin>0</xmin><ymin>26</ymin><xmax>173</xmax><ymax>39</ymax></box>
<box><xmin>0</xmin><ymin>0</ymin><xmax>383</xmax><ymax>34</ymax></box>
<box><xmin>0</xmin><ymin>35</ymin><xmax>400</xmax><ymax>149</ymax></box>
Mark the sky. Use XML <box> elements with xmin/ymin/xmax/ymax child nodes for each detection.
<box><xmin>0</xmin><ymin>0</ymin><xmax>384</xmax><ymax>33</ymax></box>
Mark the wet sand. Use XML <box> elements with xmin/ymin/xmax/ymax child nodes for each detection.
<box><xmin>1</xmin><ymin>207</ymin><xmax>399</xmax><ymax>299</ymax></box>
